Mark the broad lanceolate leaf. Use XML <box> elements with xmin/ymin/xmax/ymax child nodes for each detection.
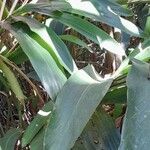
<box><xmin>73</xmin><ymin>109</ymin><xmax>120</xmax><ymax>150</ymax></box>
<box><xmin>53</xmin><ymin>13</ymin><xmax>125</xmax><ymax>56</ymax></box>
<box><xmin>119</xmin><ymin>59</ymin><xmax>150</xmax><ymax>150</ymax></box>
<box><xmin>67</xmin><ymin>0</ymin><xmax>142</xmax><ymax>37</ymax></box>
<box><xmin>10</xmin><ymin>24</ymin><xmax>67</xmax><ymax>100</ymax></box>
<box><xmin>44</xmin><ymin>70</ymin><xmax>113</xmax><ymax>150</ymax></box>
<box><xmin>14</xmin><ymin>0</ymin><xmax>142</xmax><ymax>37</ymax></box>
<box><xmin>13</xmin><ymin>16</ymin><xmax>77</xmax><ymax>74</ymax></box>
<box><xmin>0</xmin><ymin>128</ymin><xmax>21</xmax><ymax>150</ymax></box>
<box><xmin>22</xmin><ymin>101</ymin><xmax>54</xmax><ymax>147</ymax></box>
<box><xmin>14</xmin><ymin>1</ymin><xmax>72</xmax><ymax>16</ymax></box>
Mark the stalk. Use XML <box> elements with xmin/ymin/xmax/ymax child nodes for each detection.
<box><xmin>0</xmin><ymin>0</ymin><xmax>8</xmax><ymax>20</ymax></box>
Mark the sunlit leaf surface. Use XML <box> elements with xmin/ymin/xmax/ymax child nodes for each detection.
<box><xmin>44</xmin><ymin>70</ymin><xmax>113</xmax><ymax>150</ymax></box>
<box><xmin>119</xmin><ymin>59</ymin><xmax>150</xmax><ymax>150</ymax></box>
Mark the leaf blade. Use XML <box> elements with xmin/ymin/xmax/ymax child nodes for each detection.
<box><xmin>10</xmin><ymin>24</ymin><xmax>67</xmax><ymax>99</ymax></box>
<box><xmin>44</xmin><ymin>70</ymin><xmax>113</xmax><ymax>150</ymax></box>
<box><xmin>53</xmin><ymin>13</ymin><xmax>125</xmax><ymax>56</ymax></box>
<box><xmin>67</xmin><ymin>0</ymin><xmax>142</xmax><ymax>37</ymax></box>
<box><xmin>0</xmin><ymin>128</ymin><xmax>21</xmax><ymax>150</ymax></box>
<box><xmin>119</xmin><ymin>59</ymin><xmax>150</xmax><ymax>150</ymax></box>
<box><xmin>13</xmin><ymin>16</ymin><xmax>77</xmax><ymax>74</ymax></box>
<box><xmin>73</xmin><ymin>109</ymin><xmax>120</xmax><ymax>150</ymax></box>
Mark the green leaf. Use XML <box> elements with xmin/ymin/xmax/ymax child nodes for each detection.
<box><xmin>102</xmin><ymin>85</ymin><xmax>127</xmax><ymax>104</ymax></box>
<box><xmin>60</xmin><ymin>35</ymin><xmax>93</xmax><ymax>53</ymax></box>
<box><xmin>13</xmin><ymin>16</ymin><xmax>77</xmax><ymax>74</ymax></box>
<box><xmin>22</xmin><ymin>101</ymin><xmax>54</xmax><ymax>147</ymax></box>
<box><xmin>44</xmin><ymin>70</ymin><xmax>113</xmax><ymax>150</ymax></box>
<box><xmin>10</xmin><ymin>24</ymin><xmax>67</xmax><ymax>100</ymax></box>
<box><xmin>119</xmin><ymin>59</ymin><xmax>150</xmax><ymax>150</ymax></box>
<box><xmin>114</xmin><ymin>47</ymin><xmax>150</xmax><ymax>77</ymax></box>
<box><xmin>128</xmin><ymin>0</ymin><xmax>150</xmax><ymax>3</ymax></box>
<box><xmin>53</xmin><ymin>13</ymin><xmax>125</xmax><ymax>56</ymax></box>
<box><xmin>0</xmin><ymin>128</ymin><xmax>21</xmax><ymax>150</ymax></box>
<box><xmin>135</xmin><ymin>47</ymin><xmax>150</xmax><ymax>61</ymax></box>
<box><xmin>6</xmin><ymin>46</ymin><xmax>28</xmax><ymax>64</ymax></box>
<box><xmin>14</xmin><ymin>0</ymin><xmax>142</xmax><ymax>37</ymax></box>
<box><xmin>14</xmin><ymin>1</ymin><xmax>72</xmax><ymax>15</ymax></box>
<box><xmin>73</xmin><ymin>109</ymin><xmax>120</xmax><ymax>150</ymax></box>
<box><xmin>83</xmin><ymin>65</ymin><xmax>104</xmax><ymax>81</ymax></box>
<box><xmin>30</xmin><ymin>127</ymin><xmax>46</xmax><ymax>150</ymax></box>
<box><xmin>67</xmin><ymin>0</ymin><xmax>142</xmax><ymax>37</ymax></box>
<box><xmin>0</xmin><ymin>72</ymin><xmax>9</xmax><ymax>90</ymax></box>
<box><xmin>113</xmin><ymin>47</ymin><xmax>140</xmax><ymax>76</ymax></box>
<box><xmin>0</xmin><ymin>58</ymin><xmax>25</xmax><ymax>105</ymax></box>
<box><xmin>83</xmin><ymin>65</ymin><xmax>127</xmax><ymax>104</ymax></box>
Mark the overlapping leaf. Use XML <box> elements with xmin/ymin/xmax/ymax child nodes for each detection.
<box><xmin>13</xmin><ymin>1</ymin><xmax>127</xmax><ymax>56</ymax></box>
<box><xmin>13</xmin><ymin>16</ymin><xmax>77</xmax><ymax>74</ymax></box>
<box><xmin>14</xmin><ymin>1</ymin><xmax>72</xmax><ymax>15</ymax></box>
<box><xmin>73</xmin><ymin>109</ymin><xmax>120</xmax><ymax>150</ymax></box>
<box><xmin>119</xmin><ymin>59</ymin><xmax>150</xmax><ymax>150</ymax></box>
<box><xmin>44</xmin><ymin>70</ymin><xmax>113</xmax><ymax>150</ymax></box>
<box><xmin>66</xmin><ymin>0</ymin><xmax>142</xmax><ymax>37</ymax></box>
<box><xmin>22</xmin><ymin>101</ymin><xmax>54</xmax><ymax>147</ymax></box>
<box><xmin>14</xmin><ymin>0</ymin><xmax>142</xmax><ymax>37</ymax></box>
<box><xmin>53</xmin><ymin>13</ymin><xmax>125</xmax><ymax>56</ymax></box>
<box><xmin>0</xmin><ymin>128</ymin><xmax>21</xmax><ymax>150</ymax></box>
<box><xmin>10</xmin><ymin>24</ymin><xmax>67</xmax><ymax>99</ymax></box>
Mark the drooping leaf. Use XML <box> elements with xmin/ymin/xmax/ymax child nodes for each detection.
<box><xmin>14</xmin><ymin>0</ymin><xmax>142</xmax><ymax>37</ymax></box>
<box><xmin>14</xmin><ymin>1</ymin><xmax>72</xmax><ymax>15</ymax></box>
<box><xmin>119</xmin><ymin>59</ymin><xmax>150</xmax><ymax>150</ymax></box>
<box><xmin>10</xmin><ymin>24</ymin><xmax>67</xmax><ymax>100</ymax></box>
<box><xmin>73</xmin><ymin>109</ymin><xmax>120</xmax><ymax>150</ymax></box>
<box><xmin>44</xmin><ymin>70</ymin><xmax>113</xmax><ymax>150</ymax></box>
<box><xmin>22</xmin><ymin>101</ymin><xmax>54</xmax><ymax>147</ymax></box>
<box><xmin>13</xmin><ymin>16</ymin><xmax>77</xmax><ymax>74</ymax></box>
<box><xmin>46</xmin><ymin>19</ymin><xmax>65</xmax><ymax>35</ymax></box>
<box><xmin>53</xmin><ymin>12</ymin><xmax>125</xmax><ymax>56</ymax></box>
<box><xmin>0</xmin><ymin>128</ymin><xmax>21</xmax><ymax>150</ymax></box>
<box><xmin>67</xmin><ymin>0</ymin><xmax>142</xmax><ymax>37</ymax></box>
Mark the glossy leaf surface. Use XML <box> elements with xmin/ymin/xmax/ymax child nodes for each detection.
<box><xmin>44</xmin><ymin>70</ymin><xmax>113</xmax><ymax>150</ymax></box>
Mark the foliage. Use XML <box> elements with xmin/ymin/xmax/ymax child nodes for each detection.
<box><xmin>0</xmin><ymin>0</ymin><xmax>150</xmax><ymax>150</ymax></box>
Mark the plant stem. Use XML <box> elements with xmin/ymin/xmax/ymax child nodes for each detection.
<box><xmin>0</xmin><ymin>55</ymin><xmax>45</xmax><ymax>105</ymax></box>
<box><xmin>0</xmin><ymin>0</ymin><xmax>8</xmax><ymax>20</ymax></box>
<box><xmin>0</xmin><ymin>57</ymin><xmax>25</xmax><ymax>105</ymax></box>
